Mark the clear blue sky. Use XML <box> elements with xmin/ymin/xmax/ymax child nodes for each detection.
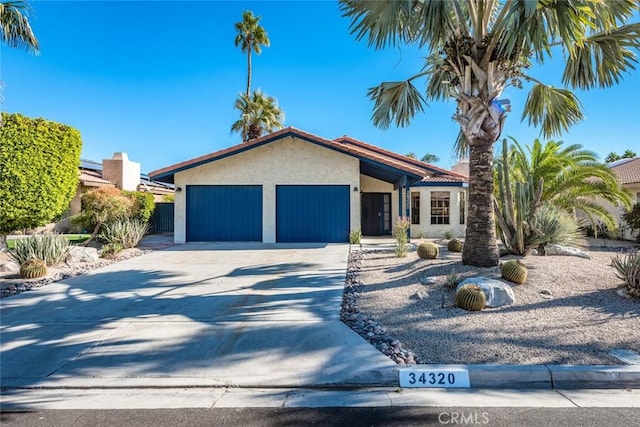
<box><xmin>3</xmin><ymin>1</ymin><xmax>639</xmax><ymax>173</ymax></box>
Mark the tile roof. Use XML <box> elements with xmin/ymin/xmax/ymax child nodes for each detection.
<box><xmin>79</xmin><ymin>169</ymin><xmax>115</xmax><ymax>186</ymax></box>
<box><xmin>149</xmin><ymin>126</ymin><xmax>467</xmax><ymax>185</ymax></box>
<box><xmin>609</xmin><ymin>157</ymin><xmax>640</xmax><ymax>185</ymax></box>
<box><xmin>335</xmin><ymin>135</ymin><xmax>467</xmax><ymax>183</ymax></box>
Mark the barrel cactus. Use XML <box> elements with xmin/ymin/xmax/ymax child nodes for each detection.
<box><xmin>447</xmin><ymin>238</ymin><xmax>463</xmax><ymax>252</ymax></box>
<box><xmin>417</xmin><ymin>242</ymin><xmax>439</xmax><ymax>259</ymax></box>
<box><xmin>20</xmin><ymin>258</ymin><xmax>47</xmax><ymax>279</ymax></box>
<box><xmin>455</xmin><ymin>284</ymin><xmax>486</xmax><ymax>311</ymax></box>
<box><xmin>501</xmin><ymin>260</ymin><xmax>528</xmax><ymax>284</ymax></box>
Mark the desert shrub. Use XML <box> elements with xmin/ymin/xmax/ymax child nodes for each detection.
<box><xmin>441</xmin><ymin>228</ymin><xmax>454</xmax><ymax>240</ymax></box>
<box><xmin>349</xmin><ymin>228</ymin><xmax>362</xmax><ymax>244</ymax></box>
<box><xmin>622</xmin><ymin>204</ymin><xmax>640</xmax><ymax>242</ymax></box>
<box><xmin>445</xmin><ymin>269</ymin><xmax>459</xmax><ymax>289</ymax></box>
<box><xmin>78</xmin><ymin>187</ymin><xmax>134</xmax><ymax>231</ymax></box>
<box><xmin>393</xmin><ymin>217</ymin><xmax>410</xmax><ymax>257</ymax></box>
<box><xmin>99</xmin><ymin>219</ymin><xmax>149</xmax><ymax>249</ymax></box>
<box><xmin>612</xmin><ymin>250</ymin><xmax>640</xmax><ymax>297</ymax></box>
<box><xmin>9</xmin><ymin>233</ymin><xmax>70</xmax><ymax>266</ymax></box>
<box><xmin>123</xmin><ymin>190</ymin><xmax>155</xmax><ymax>223</ymax></box>
<box><xmin>100</xmin><ymin>242</ymin><xmax>124</xmax><ymax>259</ymax></box>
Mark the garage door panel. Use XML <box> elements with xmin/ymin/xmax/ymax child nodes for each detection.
<box><xmin>186</xmin><ymin>185</ymin><xmax>262</xmax><ymax>242</ymax></box>
<box><xmin>277</xmin><ymin>185</ymin><xmax>349</xmax><ymax>243</ymax></box>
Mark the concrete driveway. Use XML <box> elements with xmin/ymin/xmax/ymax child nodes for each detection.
<box><xmin>0</xmin><ymin>243</ymin><xmax>395</xmax><ymax>389</ymax></box>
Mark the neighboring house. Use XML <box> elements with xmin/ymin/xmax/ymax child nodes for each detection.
<box><xmin>58</xmin><ymin>153</ymin><xmax>174</xmax><ymax>231</ymax></box>
<box><xmin>607</xmin><ymin>157</ymin><xmax>640</xmax><ymax>240</ymax></box>
<box><xmin>149</xmin><ymin>127</ymin><xmax>467</xmax><ymax>244</ymax></box>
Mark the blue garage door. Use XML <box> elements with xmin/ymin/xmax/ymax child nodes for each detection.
<box><xmin>186</xmin><ymin>185</ymin><xmax>262</xmax><ymax>242</ymax></box>
<box><xmin>276</xmin><ymin>185</ymin><xmax>350</xmax><ymax>243</ymax></box>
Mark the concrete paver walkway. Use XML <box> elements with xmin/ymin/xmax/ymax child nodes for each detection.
<box><xmin>1</xmin><ymin>243</ymin><xmax>395</xmax><ymax>390</ymax></box>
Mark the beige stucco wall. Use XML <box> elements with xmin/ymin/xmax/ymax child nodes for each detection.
<box><xmin>409</xmin><ymin>187</ymin><xmax>468</xmax><ymax>238</ymax></box>
<box><xmin>593</xmin><ymin>183</ymin><xmax>640</xmax><ymax>240</ymax></box>
<box><xmin>173</xmin><ymin>136</ymin><xmax>361</xmax><ymax>243</ymax></box>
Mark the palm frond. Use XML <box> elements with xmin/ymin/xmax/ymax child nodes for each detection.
<box><xmin>0</xmin><ymin>0</ymin><xmax>39</xmax><ymax>53</ymax></box>
<box><xmin>339</xmin><ymin>0</ymin><xmax>417</xmax><ymax>49</ymax></box>
<box><xmin>367</xmin><ymin>78</ymin><xmax>427</xmax><ymax>129</ymax></box>
<box><xmin>562</xmin><ymin>23</ymin><xmax>640</xmax><ymax>89</ymax></box>
<box><xmin>522</xmin><ymin>84</ymin><xmax>584</xmax><ymax>138</ymax></box>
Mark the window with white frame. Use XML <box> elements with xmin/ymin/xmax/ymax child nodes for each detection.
<box><xmin>430</xmin><ymin>191</ymin><xmax>450</xmax><ymax>224</ymax></box>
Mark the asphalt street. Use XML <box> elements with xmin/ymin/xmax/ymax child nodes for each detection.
<box><xmin>2</xmin><ymin>407</ymin><xmax>639</xmax><ymax>427</ymax></box>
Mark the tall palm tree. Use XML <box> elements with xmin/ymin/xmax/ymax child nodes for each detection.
<box><xmin>503</xmin><ymin>137</ymin><xmax>632</xmax><ymax>230</ymax></box>
<box><xmin>340</xmin><ymin>0</ymin><xmax>640</xmax><ymax>267</ymax></box>
<box><xmin>234</xmin><ymin>10</ymin><xmax>270</xmax><ymax>98</ymax></box>
<box><xmin>0</xmin><ymin>0</ymin><xmax>39</xmax><ymax>53</ymax></box>
<box><xmin>231</xmin><ymin>90</ymin><xmax>284</xmax><ymax>141</ymax></box>
<box><xmin>622</xmin><ymin>149</ymin><xmax>637</xmax><ymax>159</ymax></box>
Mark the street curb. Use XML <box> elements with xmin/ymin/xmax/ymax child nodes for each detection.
<box><xmin>402</xmin><ymin>364</ymin><xmax>640</xmax><ymax>389</ymax></box>
<box><xmin>2</xmin><ymin>365</ymin><xmax>638</xmax><ymax>390</ymax></box>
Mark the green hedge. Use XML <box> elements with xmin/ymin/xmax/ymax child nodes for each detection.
<box><xmin>0</xmin><ymin>113</ymin><xmax>82</xmax><ymax>234</ymax></box>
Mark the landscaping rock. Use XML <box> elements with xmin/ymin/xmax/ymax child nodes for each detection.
<box><xmin>420</xmin><ymin>276</ymin><xmax>437</xmax><ymax>285</ymax></box>
<box><xmin>457</xmin><ymin>276</ymin><xmax>515</xmax><ymax>308</ymax></box>
<box><xmin>65</xmin><ymin>246</ymin><xmax>99</xmax><ymax>263</ymax></box>
<box><xmin>543</xmin><ymin>244</ymin><xmax>591</xmax><ymax>259</ymax></box>
<box><xmin>412</xmin><ymin>290</ymin><xmax>429</xmax><ymax>300</ymax></box>
<box><xmin>0</xmin><ymin>260</ymin><xmax>20</xmax><ymax>273</ymax></box>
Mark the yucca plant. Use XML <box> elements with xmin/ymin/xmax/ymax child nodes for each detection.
<box><xmin>10</xmin><ymin>233</ymin><xmax>70</xmax><ymax>266</ymax></box>
<box><xmin>99</xmin><ymin>219</ymin><xmax>149</xmax><ymax>249</ymax></box>
<box><xmin>612</xmin><ymin>251</ymin><xmax>640</xmax><ymax>297</ymax></box>
<box><xmin>528</xmin><ymin>204</ymin><xmax>581</xmax><ymax>254</ymax></box>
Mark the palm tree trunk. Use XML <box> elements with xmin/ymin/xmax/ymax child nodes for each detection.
<box><xmin>462</xmin><ymin>140</ymin><xmax>499</xmax><ymax>267</ymax></box>
<box><xmin>246</xmin><ymin>50</ymin><xmax>252</xmax><ymax>98</ymax></box>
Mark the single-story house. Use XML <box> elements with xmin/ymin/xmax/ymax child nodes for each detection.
<box><xmin>56</xmin><ymin>153</ymin><xmax>174</xmax><ymax>232</ymax></box>
<box><xmin>149</xmin><ymin>127</ymin><xmax>468</xmax><ymax>244</ymax></box>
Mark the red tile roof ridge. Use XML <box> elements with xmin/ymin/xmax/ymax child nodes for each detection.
<box><xmin>149</xmin><ymin>126</ymin><xmax>428</xmax><ymax>179</ymax></box>
<box><xmin>335</xmin><ymin>135</ymin><xmax>468</xmax><ymax>179</ymax></box>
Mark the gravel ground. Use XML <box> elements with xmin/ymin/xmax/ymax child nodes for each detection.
<box><xmin>0</xmin><ymin>248</ymin><xmax>149</xmax><ymax>298</ymax></box>
<box><xmin>350</xmin><ymin>241</ymin><xmax>640</xmax><ymax>365</ymax></box>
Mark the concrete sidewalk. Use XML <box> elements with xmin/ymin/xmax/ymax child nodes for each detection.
<box><xmin>1</xmin><ymin>243</ymin><xmax>394</xmax><ymax>391</ymax></box>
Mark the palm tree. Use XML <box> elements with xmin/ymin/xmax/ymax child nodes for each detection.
<box><xmin>0</xmin><ymin>0</ymin><xmax>39</xmax><ymax>53</ymax></box>
<box><xmin>504</xmin><ymin>137</ymin><xmax>632</xmax><ymax>231</ymax></box>
<box><xmin>234</xmin><ymin>10</ymin><xmax>270</xmax><ymax>99</ymax></box>
<box><xmin>340</xmin><ymin>1</ymin><xmax>640</xmax><ymax>267</ymax></box>
<box><xmin>605</xmin><ymin>152</ymin><xmax>621</xmax><ymax>163</ymax></box>
<box><xmin>421</xmin><ymin>153</ymin><xmax>440</xmax><ymax>163</ymax></box>
<box><xmin>622</xmin><ymin>149</ymin><xmax>637</xmax><ymax>159</ymax></box>
<box><xmin>231</xmin><ymin>90</ymin><xmax>284</xmax><ymax>141</ymax></box>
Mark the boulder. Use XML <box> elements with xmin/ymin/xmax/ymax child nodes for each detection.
<box><xmin>65</xmin><ymin>246</ymin><xmax>99</xmax><ymax>264</ymax></box>
<box><xmin>412</xmin><ymin>290</ymin><xmax>429</xmax><ymax>300</ymax></box>
<box><xmin>457</xmin><ymin>276</ymin><xmax>515</xmax><ymax>308</ymax></box>
<box><xmin>542</xmin><ymin>244</ymin><xmax>591</xmax><ymax>259</ymax></box>
<box><xmin>0</xmin><ymin>260</ymin><xmax>20</xmax><ymax>273</ymax></box>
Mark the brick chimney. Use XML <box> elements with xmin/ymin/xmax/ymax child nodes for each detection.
<box><xmin>102</xmin><ymin>152</ymin><xmax>141</xmax><ymax>191</ymax></box>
